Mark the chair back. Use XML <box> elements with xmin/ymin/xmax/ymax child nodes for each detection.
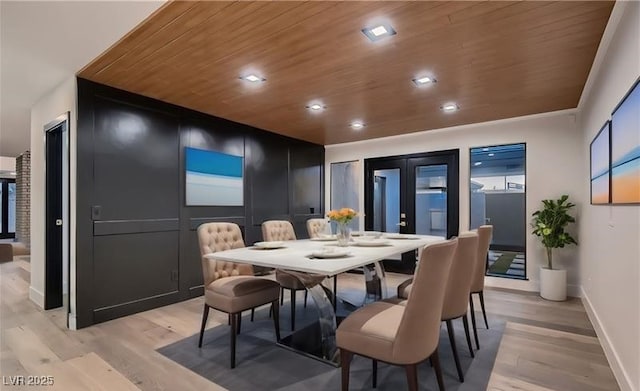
<box><xmin>442</xmin><ymin>232</ymin><xmax>479</xmax><ymax>320</ymax></box>
<box><xmin>306</xmin><ymin>218</ymin><xmax>328</xmax><ymax>238</ymax></box>
<box><xmin>470</xmin><ymin>225</ymin><xmax>493</xmax><ymax>293</ymax></box>
<box><xmin>262</xmin><ymin>220</ymin><xmax>297</xmax><ymax>241</ymax></box>
<box><xmin>197</xmin><ymin>222</ymin><xmax>253</xmax><ymax>286</ymax></box>
<box><xmin>393</xmin><ymin>238</ymin><xmax>458</xmax><ymax>363</ymax></box>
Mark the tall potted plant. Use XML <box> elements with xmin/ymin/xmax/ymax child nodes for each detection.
<box><xmin>531</xmin><ymin>195</ymin><xmax>578</xmax><ymax>301</ymax></box>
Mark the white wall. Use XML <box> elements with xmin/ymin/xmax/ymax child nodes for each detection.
<box><xmin>0</xmin><ymin>156</ymin><xmax>16</xmax><ymax>171</ymax></box>
<box><xmin>578</xmin><ymin>2</ymin><xmax>640</xmax><ymax>390</ymax></box>
<box><xmin>29</xmin><ymin>76</ymin><xmax>77</xmax><ymax>329</ymax></box>
<box><xmin>325</xmin><ymin>110</ymin><xmax>583</xmax><ymax>295</ymax></box>
<box><xmin>0</xmin><ymin>156</ymin><xmax>16</xmax><ymax>178</ymax></box>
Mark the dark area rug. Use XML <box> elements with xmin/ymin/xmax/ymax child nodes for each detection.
<box><xmin>158</xmin><ymin>297</ymin><xmax>504</xmax><ymax>391</ymax></box>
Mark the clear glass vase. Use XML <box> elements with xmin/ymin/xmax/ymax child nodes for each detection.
<box><xmin>336</xmin><ymin>222</ymin><xmax>351</xmax><ymax>247</ymax></box>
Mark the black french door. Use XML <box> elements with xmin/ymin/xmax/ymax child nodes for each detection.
<box><xmin>0</xmin><ymin>179</ymin><xmax>16</xmax><ymax>239</ymax></box>
<box><xmin>45</xmin><ymin>121</ymin><xmax>64</xmax><ymax>310</ymax></box>
<box><xmin>364</xmin><ymin>150</ymin><xmax>459</xmax><ymax>272</ymax></box>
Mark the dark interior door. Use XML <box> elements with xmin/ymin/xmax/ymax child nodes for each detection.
<box><xmin>365</xmin><ymin>150</ymin><xmax>459</xmax><ymax>273</ymax></box>
<box><xmin>0</xmin><ymin>179</ymin><xmax>16</xmax><ymax>239</ymax></box>
<box><xmin>45</xmin><ymin>124</ymin><xmax>64</xmax><ymax>309</ymax></box>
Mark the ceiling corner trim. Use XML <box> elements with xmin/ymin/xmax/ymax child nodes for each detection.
<box><xmin>576</xmin><ymin>0</ymin><xmax>629</xmax><ymax>111</ymax></box>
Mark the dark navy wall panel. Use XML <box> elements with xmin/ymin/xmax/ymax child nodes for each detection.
<box><xmin>76</xmin><ymin>79</ymin><xmax>324</xmax><ymax>327</ymax></box>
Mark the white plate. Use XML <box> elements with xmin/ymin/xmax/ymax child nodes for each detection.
<box><xmin>385</xmin><ymin>234</ymin><xmax>418</xmax><ymax>240</ymax></box>
<box><xmin>310</xmin><ymin>249</ymin><xmax>351</xmax><ymax>258</ymax></box>
<box><xmin>253</xmin><ymin>241</ymin><xmax>286</xmax><ymax>249</ymax></box>
<box><xmin>310</xmin><ymin>235</ymin><xmax>337</xmax><ymax>241</ymax></box>
<box><xmin>353</xmin><ymin>239</ymin><xmax>391</xmax><ymax>247</ymax></box>
<box><xmin>350</xmin><ymin>231</ymin><xmax>363</xmax><ymax>237</ymax></box>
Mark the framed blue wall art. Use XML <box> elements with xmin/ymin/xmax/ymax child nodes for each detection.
<box><xmin>185</xmin><ymin>147</ymin><xmax>244</xmax><ymax>206</ymax></box>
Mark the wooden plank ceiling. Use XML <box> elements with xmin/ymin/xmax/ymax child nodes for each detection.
<box><xmin>79</xmin><ymin>1</ymin><xmax>614</xmax><ymax>145</ymax></box>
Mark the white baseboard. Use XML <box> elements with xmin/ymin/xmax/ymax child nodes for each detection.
<box><xmin>29</xmin><ymin>286</ymin><xmax>44</xmax><ymax>308</ymax></box>
<box><xmin>67</xmin><ymin>313</ymin><xmax>77</xmax><ymax>330</ymax></box>
<box><xmin>581</xmin><ymin>287</ymin><xmax>634</xmax><ymax>391</ymax></box>
<box><xmin>484</xmin><ymin>276</ymin><xmax>582</xmax><ymax>298</ymax></box>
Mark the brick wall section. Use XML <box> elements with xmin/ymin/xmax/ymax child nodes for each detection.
<box><xmin>15</xmin><ymin>151</ymin><xmax>30</xmax><ymax>247</ymax></box>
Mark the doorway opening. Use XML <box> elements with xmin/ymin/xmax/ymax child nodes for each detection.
<box><xmin>470</xmin><ymin>143</ymin><xmax>526</xmax><ymax>280</ymax></box>
<box><xmin>44</xmin><ymin>114</ymin><xmax>70</xmax><ymax>312</ymax></box>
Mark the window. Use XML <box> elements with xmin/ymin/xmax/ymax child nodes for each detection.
<box><xmin>470</xmin><ymin>144</ymin><xmax>526</xmax><ymax>279</ymax></box>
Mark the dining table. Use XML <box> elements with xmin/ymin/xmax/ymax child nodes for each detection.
<box><xmin>203</xmin><ymin>233</ymin><xmax>444</xmax><ymax>365</ymax></box>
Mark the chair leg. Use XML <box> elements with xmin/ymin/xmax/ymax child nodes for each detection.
<box><xmin>462</xmin><ymin>313</ymin><xmax>475</xmax><ymax>358</ymax></box>
<box><xmin>372</xmin><ymin>359</ymin><xmax>378</xmax><ymax>388</ymax></box>
<box><xmin>446</xmin><ymin>319</ymin><xmax>464</xmax><ymax>382</ymax></box>
<box><xmin>280</xmin><ymin>287</ymin><xmax>284</xmax><ymax>305</ymax></box>
<box><xmin>291</xmin><ymin>289</ymin><xmax>296</xmax><ymax>331</ymax></box>
<box><xmin>230</xmin><ymin>312</ymin><xmax>237</xmax><ymax>369</ymax></box>
<box><xmin>430</xmin><ymin>347</ymin><xmax>445</xmax><ymax>391</ymax></box>
<box><xmin>333</xmin><ymin>275</ymin><xmax>338</xmax><ymax>311</ymax></box>
<box><xmin>198</xmin><ymin>304</ymin><xmax>209</xmax><ymax>348</ymax></box>
<box><xmin>469</xmin><ymin>294</ymin><xmax>479</xmax><ymax>350</ymax></box>
<box><xmin>237</xmin><ymin>312</ymin><xmax>242</xmax><ymax>335</ymax></box>
<box><xmin>304</xmin><ymin>289</ymin><xmax>308</xmax><ymax>308</ymax></box>
<box><xmin>405</xmin><ymin>363</ymin><xmax>418</xmax><ymax>391</ymax></box>
<box><xmin>271</xmin><ymin>300</ymin><xmax>281</xmax><ymax>342</ymax></box>
<box><xmin>251</xmin><ymin>308</ymin><xmax>255</xmax><ymax>322</ymax></box>
<box><xmin>340</xmin><ymin>349</ymin><xmax>353</xmax><ymax>391</ymax></box>
<box><xmin>479</xmin><ymin>290</ymin><xmax>489</xmax><ymax>329</ymax></box>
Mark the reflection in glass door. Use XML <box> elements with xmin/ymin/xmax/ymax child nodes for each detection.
<box><xmin>414</xmin><ymin>165</ymin><xmax>448</xmax><ymax>236</ymax></box>
<box><xmin>373</xmin><ymin>169</ymin><xmax>400</xmax><ymax>233</ymax></box>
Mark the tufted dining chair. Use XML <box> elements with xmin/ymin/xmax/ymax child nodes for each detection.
<box><xmin>262</xmin><ymin>220</ymin><xmax>326</xmax><ymax>331</ymax></box>
<box><xmin>197</xmin><ymin>222</ymin><xmax>281</xmax><ymax>368</ymax></box>
<box><xmin>469</xmin><ymin>225</ymin><xmax>493</xmax><ymax>349</ymax></box>
<box><xmin>306</xmin><ymin>218</ymin><xmax>329</xmax><ymax>239</ymax></box>
<box><xmin>337</xmin><ymin>238</ymin><xmax>458</xmax><ymax>391</ymax></box>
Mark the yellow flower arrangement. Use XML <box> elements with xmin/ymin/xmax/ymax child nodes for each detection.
<box><xmin>327</xmin><ymin>208</ymin><xmax>358</xmax><ymax>224</ymax></box>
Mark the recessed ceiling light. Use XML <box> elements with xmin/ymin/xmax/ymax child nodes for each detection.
<box><xmin>306</xmin><ymin>103</ymin><xmax>326</xmax><ymax>111</ymax></box>
<box><xmin>362</xmin><ymin>23</ymin><xmax>397</xmax><ymax>41</ymax></box>
<box><xmin>482</xmin><ymin>148</ymin><xmax>489</xmax><ymax>151</ymax></box>
<box><xmin>474</xmin><ymin>162</ymin><xmax>482</xmax><ymax>166</ymax></box>
<box><xmin>240</xmin><ymin>74</ymin><xmax>265</xmax><ymax>83</ymax></box>
<box><xmin>9</xmin><ymin>172</ymin><xmax>16</xmax><ymax>175</ymax></box>
<box><xmin>441</xmin><ymin>103</ymin><xmax>459</xmax><ymax>113</ymax></box>
<box><xmin>350</xmin><ymin>121</ymin><xmax>365</xmax><ymax>130</ymax></box>
<box><xmin>488</xmin><ymin>153</ymin><xmax>495</xmax><ymax>157</ymax></box>
<box><xmin>413</xmin><ymin>76</ymin><xmax>437</xmax><ymax>86</ymax></box>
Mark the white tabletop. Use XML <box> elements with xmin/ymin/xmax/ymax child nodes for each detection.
<box><xmin>203</xmin><ymin>234</ymin><xmax>445</xmax><ymax>276</ymax></box>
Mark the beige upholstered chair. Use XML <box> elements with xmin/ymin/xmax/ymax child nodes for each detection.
<box><xmin>306</xmin><ymin>218</ymin><xmax>328</xmax><ymax>239</ymax></box>
<box><xmin>197</xmin><ymin>222</ymin><xmax>281</xmax><ymax>368</ymax></box>
<box><xmin>469</xmin><ymin>225</ymin><xmax>493</xmax><ymax>349</ymax></box>
<box><xmin>396</xmin><ymin>233</ymin><xmax>479</xmax><ymax>382</ymax></box>
<box><xmin>337</xmin><ymin>238</ymin><xmax>458</xmax><ymax>391</ymax></box>
<box><xmin>262</xmin><ymin>220</ymin><xmax>326</xmax><ymax>331</ymax></box>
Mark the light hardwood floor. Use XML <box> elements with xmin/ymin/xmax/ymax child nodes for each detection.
<box><xmin>1</xmin><ymin>257</ymin><xmax>619</xmax><ymax>390</ymax></box>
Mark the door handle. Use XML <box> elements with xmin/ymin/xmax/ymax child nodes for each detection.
<box><xmin>396</xmin><ymin>221</ymin><xmax>407</xmax><ymax>227</ymax></box>
<box><xmin>55</xmin><ymin>219</ymin><xmax>63</xmax><ymax>226</ymax></box>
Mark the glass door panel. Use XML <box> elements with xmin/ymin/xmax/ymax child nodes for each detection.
<box><xmin>414</xmin><ymin>164</ymin><xmax>447</xmax><ymax>236</ymax></box>
<box><xmin>373</xmin><ymin>168</ymin><xmax>401</xmax><ymax>233</ymax></box>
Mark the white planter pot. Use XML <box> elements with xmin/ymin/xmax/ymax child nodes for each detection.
<box><xmin>539</xmin><ymin>267</ymin><xmax>567</xmax><ymax>301</ymax></box>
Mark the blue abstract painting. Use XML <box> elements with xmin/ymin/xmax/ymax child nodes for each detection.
<box><xmin>185</xmin><ymin>147</ymin><xmax>243</xmax><ymax>206</ymax></box>
<box><xmin>590</xmin><ymin>122</ymin><xmax>610</xmax><ymax>204</ymax></box>
<box><xmin>611</xmin><ymin>80</ymin><xmax>640</xmax><ymax>204</ymax></box>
